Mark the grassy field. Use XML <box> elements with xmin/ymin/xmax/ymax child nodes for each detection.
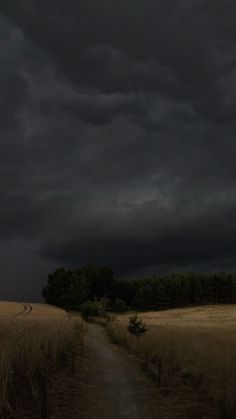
<box><xmin>2</xmin><ymin>302</ymin><xmax>235</xmax><ymax>418</ymax></box>
<box><xmin>108</xmin><ymin>305</ymin><xmax>236</xmax><ymax>419</ymax></box>
<box><xmin>0</xmin><ymin>301</ymin><xmax>85</xmax><ymax>418</ymax></box>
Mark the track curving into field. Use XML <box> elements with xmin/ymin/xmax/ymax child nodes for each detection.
<box><xmin>15</xmin><ymin>303</ymin><xmax>33</xmax><ymax>316</ymax></box>
<box><xmin>25</xmin><ymin>303</ymin><xmax>32</xmax><ymax>315</ymax></box>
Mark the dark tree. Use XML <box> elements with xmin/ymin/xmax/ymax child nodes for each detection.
<box><xmin>42</xmin><ymin>264</ymin><xmax>114</xmax><ymax>310</ymax></box>
<box><xmin>43</xmin><ymin>268</ymin><xmax>236</xmax><ymax>312</ymax></box>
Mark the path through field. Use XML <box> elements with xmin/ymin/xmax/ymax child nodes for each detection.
<box><xmin>77</xmin><ymin>323</ymin><xmax>165</xmax><ymax>419</ymax></box>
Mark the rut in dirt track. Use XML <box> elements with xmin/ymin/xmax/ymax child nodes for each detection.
<box><xmin>15</xmin><ymin>303</ymin><xmax>32</xmax><ymax>316</ymax></box>
<box><xmin>77</xmin><ymin>323</ymin><xmax>163</xmax><ymax>419</ymax></box>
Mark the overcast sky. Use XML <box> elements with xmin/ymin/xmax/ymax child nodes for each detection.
<box><xmin>1</xmin><ymin>1</ymin><xmax>236</xmax><ymax>300</ymax></box>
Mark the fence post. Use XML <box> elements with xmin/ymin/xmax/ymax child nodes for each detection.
<box><xmin>41</xmin><ymin>373</ymin><xmax>49</xmax><ymax>419</ymax></box>
<box><xmin>158</xmin><ymin>359</ymin><xmax>162</xmax><ymax>387</ymax></box>
<box><xmin>71</xmin><ymin>351</ymin><xmax>76</xmax><ymax>375</ymax></box>
<box><xmin>144</xmin><ymin>349</ymin><xmax>149</xmax><ymax>368</ymax></box>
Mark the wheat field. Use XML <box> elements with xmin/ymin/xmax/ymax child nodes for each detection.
<box><xmin>0</xmin><ymin>301</ymin><xmax>85</xmax><ymax>418</ymax></box>
<box><xmin>108</xmin><ymin>305</ymin><xmax>236</xmax><ymax>419</ymax></box>
<box><xmin>0</xmin><ymin>301</ymin><xmax>68</xmax><ymax>319</ymax></box>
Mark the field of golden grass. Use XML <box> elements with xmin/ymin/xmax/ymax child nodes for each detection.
<box><xmin>0</xmin><ymin>301</ymin><xmax>67</xmax><ymax>319</ymax></box>
<box><xmin>0</xmin><ymin>301</ymin><xmax>85</xmax><ymax>418</ymax></box>
<box><xmin>108</xmin><ymin>305</ymin><xmax>236</xmax><ymax>419</ymax></box>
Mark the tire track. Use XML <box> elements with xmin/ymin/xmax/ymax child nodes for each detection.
<box><xmin>15</xmin><ymin>303</ymin><xmax>33</xmax><ymax>317</ymax></box>
<box><xmin>25</xmin><ymin>304</ymin><xmax>32</xmax><ymax>315</ymax></box>
<box><xmin>15</xmin><ymin>303</ymin><xmax>27</xmax><ymax>316</ymax></box>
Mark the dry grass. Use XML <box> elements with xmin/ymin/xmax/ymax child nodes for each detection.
<box><xmin>0</xmin><ymin>301</ymin><xmax>85</xmax><ymax>418</ymax></box>
<box><xmin>0</xmin><ymin>302</ymin><xmax>68</xmax><ymax>319</ymax></box>
<box><xmin>0</xmin><ymin>302</ymin><xmax>28</xmax><ymax>317</ymax></box>
<box><xmin>108</xmin><ymin>305</ymin><xmax>236</xmax><ymax>419</ymax></box>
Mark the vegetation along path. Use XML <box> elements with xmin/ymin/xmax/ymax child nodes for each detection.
<box><xmin>77</xmin><ymin>323</ymin><xmax>166</xmax><ymax>419</ymax></box>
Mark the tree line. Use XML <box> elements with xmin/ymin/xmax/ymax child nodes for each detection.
<box><xmin>42</xmin><ymin>265</ymin><xmax>236</xmax><ymax>312</ymax></box>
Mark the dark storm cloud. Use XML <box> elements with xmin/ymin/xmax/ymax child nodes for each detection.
<box><xmin>40</xmin><ymin>198</ymin><xmax>236</xmax><ymax>273</ymax></box>
<box><xmin>1</xmin><ymin>0</ymin><xmax>236</xmax><ymax>295</ymax></box>
<box><xmin>2</xmin><ymin>0</ymin><xmax>236</xmax><ymax>116</ymax></box>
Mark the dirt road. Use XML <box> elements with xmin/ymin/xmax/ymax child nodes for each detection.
<box><xmin>51</xmin><ymin>322</ymin><xmax>216</xmax><ymax>419</ymax></box>
<box><xmin>77</xmin><ymin>323</ymin><xmax>165</xmax><ymax>419</ymax></box>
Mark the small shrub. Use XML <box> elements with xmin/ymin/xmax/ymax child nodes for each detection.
<box><xmin>127</xmin><ymin>315</ymin><xmax>147</xmax><ymax>338</ymax></box>
<box><xmin>80</xmin><ymin>297</ymin><xmax>109</xmax><ymax>319</ymax></box>
<box><xmin>80</xmin><ymin>300</ymin><xmax>100</xmax><ymax>319</ymax></box>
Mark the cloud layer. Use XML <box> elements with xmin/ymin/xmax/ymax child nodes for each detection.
<box><xmin>1</xmin><ymin>1</ymin><xmax>236</xmax><ymax>296</ymax></box>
